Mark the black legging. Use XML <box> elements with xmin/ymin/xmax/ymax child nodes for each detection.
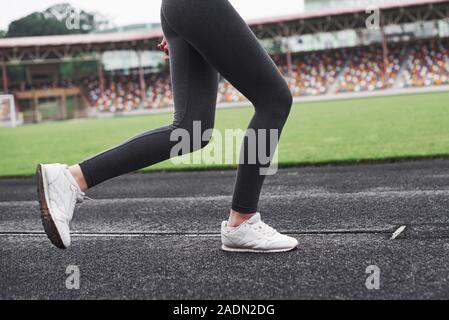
<box><xmin>79</xmin><ymin>0</ymin><xmax>292</xmax><ymax>213</ymax></box>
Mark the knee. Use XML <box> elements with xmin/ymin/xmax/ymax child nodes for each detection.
<box><xmin>278</xmin><ymin>88</ymin><xmax>293</xmax><ymax>117</ymax></box>
<box><xmin>261</xmin><ymin>85</ymin><xmax>293</xmax><ymax>122</ymax></box>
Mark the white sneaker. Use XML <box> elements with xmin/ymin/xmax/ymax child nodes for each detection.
<box><xmin>221</xmin><ymin>213</ymin><xmax>298</xmax><ymax>253</ymax></box>
<box><xmin>36</xmin><ymin>163</ymin><xmax>85</xmax><ymax>249</ymax></box>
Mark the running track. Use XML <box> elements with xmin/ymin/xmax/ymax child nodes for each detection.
<box><xmin>1</xmin><ymin>160</ymin><xmax>449</xmax><ymax>299</ymax></box>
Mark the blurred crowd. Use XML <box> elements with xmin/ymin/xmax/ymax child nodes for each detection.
<box><xmin>277</xmin><ymin>50</ymin><xmax>345</xmax><ymax>96</ymax></box>
<box><xmin>10</xmin><ymin>38</ymin><xmax>449</xmax><ymax>112</ymax></box>
<box><xmin>84</xmin><ymin>73</ymin><xmax>172</xmax><ymax>112</ymax></box>
<box><xmin>334</xmin><ymin>44</ymin><xmax>404</xmax><ymax>93</ymax></box>
<box><xmin>397</xmin><ymin>40</ymin><xmax>449</xmax><ymax>88</ymax></box>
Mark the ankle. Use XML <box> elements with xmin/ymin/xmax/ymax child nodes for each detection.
<box><xmin>227</xmin><ymin>209</ymin><xmax>256</xmax><ymax>227</ymax></box>
<box><xmin>69</xmin><ymin>165</ymin><xmax>88</xmax><ymax>192</ymax></box>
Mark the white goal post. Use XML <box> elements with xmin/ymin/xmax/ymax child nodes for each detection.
<box><xmin>0</xmin><ymin>94</ymin><xmax>18</xmax><ymax>128</ymax></box>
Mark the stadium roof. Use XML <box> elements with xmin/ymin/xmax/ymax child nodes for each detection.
<box><xmin>0</xmin><ymin>0</ymin><xmax>448</xmax><ymax>64</ymax></box>
<box><xmin>251</xmin><ymin>0</ymin><xmax>449</xmax><ymax>39</ymax></box>
<box><xmin>0</xmin><ymin>30</ymin><xmax>163</xmax><ymax>49</ymax></box>
<box><xmin>248</xmin><ymin>0</ymin><xmax>448</xmax><ymax>26</ymax></box>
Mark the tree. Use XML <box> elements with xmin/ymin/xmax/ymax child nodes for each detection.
<box><xmin>5</xmin><ymin>3</ymin><xmax>109</xmax><ymax>37</ymax></box>
<box><xmin>44</xmin><ymin>3</ymin><xmax>110</xmax><ymax>32</ymax></box>
<box><xmin>7</xmin><ymin>12</ymin><xmax>77</xmax><ymax>37</ymax></box>
<box><xmin>0</xmin><ymin>30</ymin><xmax>5</xmax><ymax>38</ymax></box>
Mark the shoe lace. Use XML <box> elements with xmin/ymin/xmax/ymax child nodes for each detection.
<box><xmin>76</xmin><ymin>192</ymin><xmax>93</xmax><ymax>203</ymax></box>
<box><xmin>67</xmin><ymin>191</ymin><xmax>93</xmax><ymax>221</ymax></box>
<box><xmin>252</xmin><ymin>220</ymin><xmax>277</xmax><ymax>237</ymax></box>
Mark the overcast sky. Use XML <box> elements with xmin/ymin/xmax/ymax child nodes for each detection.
<box><xmin>0</xmin><ymin>0</ymin><xmax>305</xmax><ymax>31</ymax></box>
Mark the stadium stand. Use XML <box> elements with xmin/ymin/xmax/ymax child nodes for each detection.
<box><xmin>279</xmin><ymin>49</ymin><xmax>346</xmax><ymax>96</ymax></box>
<box><xmin>334</xmin><ymin>44</ymin><xmax>405</xmax><ymax>93</ymax></box>
<box><xmin>5</xmin><ymin>38</ymin><xmax>449</xmax><ymax>114</ymax></box>
<box><xmin>76</xmin><ymin>38</ymin><xmax>449</xmax><ymax>112</ymax></box>
<box><xmin>397</xmin><ymin>39</ymin><xmax>449</xmax><ymax>88</ymax></box>
<box><xmin>83</xmin><ymin>72</ymin><xmax>173</xmax><ymax>112</ymax></box>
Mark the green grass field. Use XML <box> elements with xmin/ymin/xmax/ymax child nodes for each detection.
<box><xmin>1</xmin><ymin>91</ymin><xmax>449</xmax><ymax>177</ymax></box>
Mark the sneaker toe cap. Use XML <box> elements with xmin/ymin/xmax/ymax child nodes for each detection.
<box><xmin>271</xmin><ymin>235</ymin><xmax>298</xmax><ymax>250</ymax></box>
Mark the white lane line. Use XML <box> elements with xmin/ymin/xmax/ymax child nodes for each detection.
<box><xmin>1</xmin><ymin>189</ymin><xmax>449</xmax><ymax>207</ymax></box>
<box><xmin>0</xmin><ymin>232</ymin><xmax>221</xmax><ymax>238</ymax></box>
<box><xmin>391</xmin><ymin>225</ymin><xmax>407</xmax><ymax>240</ymax></box>
<box><xmin>0</xmin><ymin>228</ymin><xmax>392</xmax><ymax>237</ymax></box>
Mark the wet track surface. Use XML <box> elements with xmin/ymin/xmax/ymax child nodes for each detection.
<box><xmin>1</xmin><ymin>159</ymin><xmax>449</xmax><ymax>299</ymax></box>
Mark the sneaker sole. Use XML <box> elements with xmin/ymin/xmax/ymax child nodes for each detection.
<box><xmin>36</xmin><ymin>164</ymin><xmax>66</xmax><ymax>249</ymax></box>
<box><xmin>221</xmin><ymin>244</ymin><xmax>297</xmax><ymax>253</ymax></box>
